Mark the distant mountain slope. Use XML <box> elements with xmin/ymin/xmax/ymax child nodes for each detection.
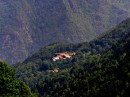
<box><xmin>12</xmin><ymin>18</ymin><xmax>130</xmax><ymax>95</ymax></box>
<box><xmin>1</xmin><ymin>0</ymin><xmax>130</xmax><ymax>64</ymax></box>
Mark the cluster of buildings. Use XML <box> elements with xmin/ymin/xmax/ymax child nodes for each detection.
<box><xmin>52</xmin><ymin>52</ymin><xmax>76</xmax><ymax>61</ymax></box>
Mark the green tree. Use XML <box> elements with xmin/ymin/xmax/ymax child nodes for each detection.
<box><xmin>0</xmin><ymin>61</ymin><xmax>34</xmax><ymax>97</ymax></box>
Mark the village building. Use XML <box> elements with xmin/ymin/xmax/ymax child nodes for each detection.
<box><xmin>52</xmin><ymin>52</ymin><xmax>76</xmax><ymax>61</ymax></box>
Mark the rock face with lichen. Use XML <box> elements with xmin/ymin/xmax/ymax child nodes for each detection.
<box><xmin>0</xmin><ymin>0</ymin><xmax>130</xmax><ymax>64</ymax></box>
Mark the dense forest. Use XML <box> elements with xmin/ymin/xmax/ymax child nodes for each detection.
<box><xmin>37</xmin><ymin>33</ymin><xmax>130</xmax><ymax>97</ymax></box>
<box><xmin>12</xmin><ymin>18</ymin><xmax>130</xmax><ymax>96</ymax></box>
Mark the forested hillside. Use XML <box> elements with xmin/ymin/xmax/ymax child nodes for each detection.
<box><xmin>12</xmin><ymin>18</ymin><xmax>130</xmax><ymax>96</ymax></box>
<box><xmin>1</xmin><ymin>0</ymin><xmax>130</xmax><ymax>64</ymax></box>
<box><xmin>37</xmin><ymin>28</ymin><xmax>130</xmax><ymax>97</ymax></box>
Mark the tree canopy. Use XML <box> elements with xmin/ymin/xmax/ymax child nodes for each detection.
<box><xmin>0</xmin><ymin>61</ymin><xmax>34</xmax><ymax>97</ymax></box>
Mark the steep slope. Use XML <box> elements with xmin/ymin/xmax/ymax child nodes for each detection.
<box><xmin>1</xmin><ymin>0</ymin><xmax>130</xmax><ymax>64</ymax></box>
<box><xmin>12</xmin><ymin>18</ymin><xmax>130</xmax><ymax>95</ymax></box>
<box><xmin>0</xmin><ymin>0</ymin><xmax>33</xmax><ymax>64</ymax></box>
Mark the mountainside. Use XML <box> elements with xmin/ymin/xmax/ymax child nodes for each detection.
<box><xmin>1</xmin><ymin>0</ymin><xmax>130</xmax><ymax>64</ymax></box>
<box><xmin>36</xmin><ymin>28</ymin><xmax>130</xmax><ymax>97</ymax></box>
<box><xmin>12</xmin><ymin>18</ymin><xmax>130</xmax><ymax>96</ymax></box>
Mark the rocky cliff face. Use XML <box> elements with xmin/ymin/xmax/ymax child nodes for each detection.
<box><xmin>0</xmin><ymin>0</ymin><xmax>130</xmax><ymax>64</ymax></box>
